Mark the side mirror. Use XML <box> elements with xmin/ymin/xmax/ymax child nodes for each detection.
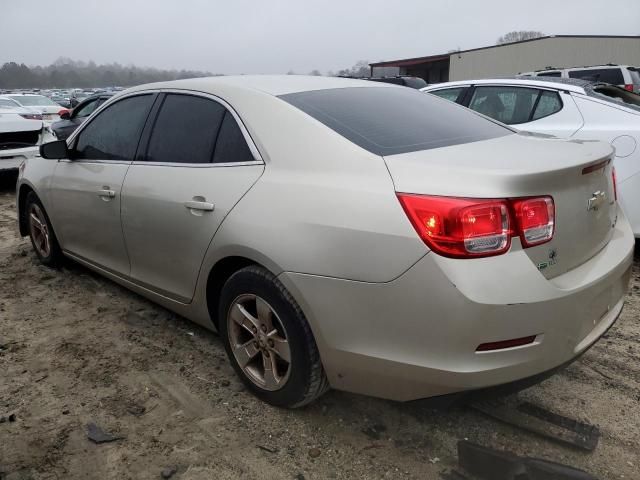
<box><xmin>40</xmin><ymin>140</ymin><xmax>69</xmax><ymax>159</ymax></box>
<box><xmin>58</xmin><ymin>109</ymin><xmax>71</xmax><ymax>120</ymax></box>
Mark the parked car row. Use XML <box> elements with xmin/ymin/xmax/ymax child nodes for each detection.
<box><xmin>421</xmin><ymin>77</ymin><xmax>640</xmax><ymax>238</ymax></box>
<box><xmin>17</xmin><ymin>75</ymin><xmax>634</xmax><ymax>409</ymax></box>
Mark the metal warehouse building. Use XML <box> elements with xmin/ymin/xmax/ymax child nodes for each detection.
<box><xmin>369</xmin><ymin>35</ymin><xmax>640</xmax><ymax>82</ymax></box>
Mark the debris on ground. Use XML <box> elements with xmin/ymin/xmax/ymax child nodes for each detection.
<box><xmin>470</xmin><ymin>399</ymin><xmax>600</xmax><ymax>451</ymax></box>
<box><xmin>457</xmin><ymin>440</ymin><xmax>597</xmax><ymax>480</ymax></box>
<box><xmin>86</xmin><ymin>422</ymin><xmax>124</xmax><ymax>444</ymax></box>
<box><xmin>160</xmin><ymin>465</ymin><xmax>178</xmax><ymax>479</ymax></box>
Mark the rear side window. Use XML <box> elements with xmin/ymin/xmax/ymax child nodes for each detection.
<box><xmin>569</xmin><ymin>68</ymin><xmax>624</xmax><ymax>85</ymax></box>
<box><xmin>468</xmin><ymin>87</ymin><xmax>562</xmax><ymax>124</ymax></box>
<box><xmin>469</xmin><ymin>86</ymin><xmax>539</xmax><ymax>124</ymax></box>
<box><xmin>429</xmin><ymin>87</ymin><xmax>467</xmax><ymax>103</ymax></box>
<box><xmin>212</xmin><ymin>111</ymin><xmax>255</xmax><ymax>164</ymax></box>
<box><xmin>280</xmin><ymin>87</ymin><xmax>510</xmax><ymax>156</ymax></box>
<box><xmin>146</xmin><ymin>94</ymin><xmax>225</xmax><ymax>164</ymax></box>
<box><xmin>75</xmin><ymin>94</ymin><xmax>154</xmax><ymax>161</ymax></box>
<box><xmin>531</xmin><ymin>91</ymin><xmax>562</xmax><ymax>120</ymax></box>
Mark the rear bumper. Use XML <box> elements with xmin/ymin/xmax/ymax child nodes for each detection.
<box><xmin>279</xmin><ymin>206</ymin><xmax>634</xmax><ymax>401</ymax></box>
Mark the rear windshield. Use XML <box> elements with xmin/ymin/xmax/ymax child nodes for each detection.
<box><xmin>569</xmin><ymin>68</ymin><xmax>624</xmax><ymax>85</ymax></box>
<box><xmin>590</xmin><ymin>85</ymin><xmax>640</xmax><ymax>110</ymax></box>
<box><xmin>279</xmin><ymin>87</ymin><xmax>511</xmax><ymax>156</ymax></box>
<box><xmin>629</xmin><ymin>68</ymin><xmax>640</xmax><ymax>85</ymax></box>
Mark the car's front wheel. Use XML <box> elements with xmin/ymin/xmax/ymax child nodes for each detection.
<box><xmin>25</xmin><ymin>191</ymin><xmax>63</xmax><ymax>267</ymax></box>
<box><xmin>219</xmin><ymin>265</ymin><xmax>328</xmax><ymax>407</ymax></box>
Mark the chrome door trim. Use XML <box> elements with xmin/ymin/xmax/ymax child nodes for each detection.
<box><xmin>130</xmin><ymin>160</ymin><xmax>264</xmax><ymax>168</ymax></box>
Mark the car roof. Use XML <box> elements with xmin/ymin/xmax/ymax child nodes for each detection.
<box><xmin>422</xmin><ymin>77</ymin><xmax>589</xmax><ymax>94</ymax></box>
<box><xmin>125</xmin><ymin>75</ymin><xmax>397</xmax><ymax>97</ymax></box>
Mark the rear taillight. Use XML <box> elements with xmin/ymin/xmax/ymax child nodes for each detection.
<box><xmin>612</xmin><ymin>167</ymin><xmax>618</xmax><ymax>201</ymax></box>
<box><xmin>511</xmin><ymin>197</ymin><xmax>554</xmax><ymax>247</ymax></box>
<box><xmin>19</xmin><ymin>113</ymin><xmax>43</xmax><ymax>120</ymax></box>
<box><xmin>623</xmin><ymin>84</ymin><xmax>634</xmax><ymax>92</ymax></box>
<box><xmin>397</xmin><ymin>194</ymin><xmax>555</xmax><ymax>258</ymax></box>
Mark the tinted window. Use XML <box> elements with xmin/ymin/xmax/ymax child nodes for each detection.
<box><xmin>146</xmin><ymin>94</ymin><xmax>225</xmax><ymax>164</ymax></box>
<box><xmin>74</xmin><ymin>99</ymin><xmax>99</xmax><ymax>118</ymax></box>
<box><xmin>280</xmin><ymin>87</ymin><xmax>510</xmax><ymax>156</ymax></box>
<box><xmin>569</xmin><ymin>68</ymin><xmax>624</xmax><ymax>85</ymax></box>
<box><xmin>469</xmin><ymin>86</ymin><xmax>541</xmax><ymax>124</ymax></box>
<box><xmin>531</xmin><ymin>90</ymin><xmax>562</xmax><ymax>120</ymax></box>
<box><xmin>537</xmin><ymin>71</ymin><xmax>561</xmax><ymax>77</ymax></box>
<box><xmin>429</xmin><ymin>87</ymin><xmax>466</xmax><ymax>103</ymax></box>
<box><xmin>212</xmin><ymin>111</ymin><xmax>255</xmax><ymax>164</ymax></box>
<box><xmin>75</xmin><ymin>94</ymin><xmax>153</xmax><ymax>161</ymax></box>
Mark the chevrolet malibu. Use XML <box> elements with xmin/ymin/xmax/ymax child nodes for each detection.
<box><xmin>16</xmin><ymin>76</ymin><xmax>634</xmax><ymax>407</ymax></box>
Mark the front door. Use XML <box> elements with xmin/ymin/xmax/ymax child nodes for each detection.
<box><xmin>49</xmin><ymin>93</ymin><xmax>156</xmax><ymax>275</ymax></box>
<box><xmin>121</xmin><ymin>93</ymin><xmax>264</xmax><ymax>302</ymax></box>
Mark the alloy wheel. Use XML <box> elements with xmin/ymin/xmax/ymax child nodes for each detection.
<box><xmin>227</xmin><ymin>294</ymin><xmax>291</xmax><ymax>391</ymax></box>
<box><xmin>29</xmin><ymin>203</ymin><xmax>50</xmax><ymax>258</ymax></box>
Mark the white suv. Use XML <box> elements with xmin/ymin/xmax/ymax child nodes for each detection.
<box><xmin>518</xmin><ymin>65</ymin><xmax>640</xmax><ymax>93</ymax></box>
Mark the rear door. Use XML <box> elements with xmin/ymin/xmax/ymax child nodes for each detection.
<box><xmin>121</xmin><ymin>92</ymin><xmax>264</xmax><ymax>303</ymax></box>
<box><xmin>50</xmin><ymin>93</ymin><xmax>156</xmax><ymax>274</ymax></box>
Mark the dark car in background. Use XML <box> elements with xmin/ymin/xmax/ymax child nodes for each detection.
<box><xmin>365</xmin><ymin>76</ymin><xmax>428</xmax><ymax>89</ymax></box>
<box><xmin>51</xmin><ymin>93</ymin><xmax>113</xmax><ymax>140</ymax></box>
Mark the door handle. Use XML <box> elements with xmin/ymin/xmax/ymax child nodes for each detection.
<box><xmin>98</xmin><ymin>188</ymin><xmax>115</xmax><ymax>198</ymax></box>
<box><xmin>184</xmin><ymin>200</ymin><xmax>215</xmax><ymax>212</ymax></box>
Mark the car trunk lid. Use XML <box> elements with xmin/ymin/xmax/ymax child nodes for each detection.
<box><xmin>384</xmin><ymin>133</ymin><xmax>617</xmax><ymax>278</ymax></box>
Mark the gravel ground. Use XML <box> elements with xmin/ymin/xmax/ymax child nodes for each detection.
<box><xmin>0</xmin><ymin>171</ymin><xmax>638</xmax><ymax>480</ymax></box>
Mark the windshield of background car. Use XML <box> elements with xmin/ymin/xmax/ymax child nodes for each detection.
<box><xmin>569</xmin><ymin>68</ymin><xmax>624</xmax><ymax>85</ymax></box>
<box><xmin>279</xmin><ymin>86</ymin><xmax>512</xmax><ymax>156</ymax></box>
<box><xmin>8</xmin><ymin>95</ymin><xmax>58</xmax><ymax>106</ymax></box>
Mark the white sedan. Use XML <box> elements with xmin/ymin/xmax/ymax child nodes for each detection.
<box><xmin>422</xmin><ymin>78</ymin><xmax>640</xmax><ymax>237</ymax></box>
<box><xmin>4</xmin><ymin>93</ymin><xmax>65</xmax><ymax>125</ymax></box>
<box><xmin>0</xmin><ymin>97</ymin><xmax>47</xmax><ymax>171</ymax></box>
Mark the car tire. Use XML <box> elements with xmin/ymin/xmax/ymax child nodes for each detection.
<box><xmin>25</xmin><ymin>191</ymin><xmax>63</xmax><ymax>267</ymax></box>
<box><xmin>219</xmin><ymin>265</ymin><xmax>329</xmax><ymax>408</ymax></box>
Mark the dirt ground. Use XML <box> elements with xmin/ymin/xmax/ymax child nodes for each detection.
<box><xmin>0</xmin><ymin>171</ymin><xmax>638</xmax><ymax>480</ymax></box>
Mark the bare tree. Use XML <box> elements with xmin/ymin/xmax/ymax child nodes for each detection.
<box><xmin>497</xmin><ymin>31</ymin><xmax>545</xmax><ymax>45</ymax></box>
<box><xmin>335</xmin><ymin>60</ymin><xmax>370</xmax><ymax>78</ymax></box>
<box><xmin>308</xmin><ymin>69</ymin><xmax>322</xmax><ymax>76</ymax></box>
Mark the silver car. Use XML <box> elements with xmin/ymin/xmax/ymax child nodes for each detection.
<box><xmin>17</xmin><ymin>76</ymin><xmax>634</xmax><ymax>407</ymax></box>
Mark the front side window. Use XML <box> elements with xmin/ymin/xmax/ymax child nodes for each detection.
<box><xmin>537</xmin><ymin>71</ymin><xmax>561</xmax><ymax>77</ymax></box>
<box><xmin>73</xmin><ymin>99</ymin><xmax>99</xmax><ymax>118</ymax></box>
<box><xmin>429</xmin><ymin>87</ymin><xmax>467</xmax><ymax>103</ymax></box>
<box><xmin>74</xmin><ymin>94</ymin><xmax>154</xmax><ymax>161</ymax></box>
<box><xmin>569</xmin><ymin>68</ymin><xmax>624</xmax><ymax>85</ymax></box>
<box><xmin>280</xmin><ymin>87</ymin><xmax>510</xmax><ymax>156</ymax></box>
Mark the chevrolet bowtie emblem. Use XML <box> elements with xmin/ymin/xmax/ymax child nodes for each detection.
<box><xmin>587</xmin><ymin>190</ymin><xmax>606</xmax><ymax>211</ymax></box>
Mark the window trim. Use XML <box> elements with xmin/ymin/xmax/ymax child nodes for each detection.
<box><xmin>133</xmin><ymin>88</ymin><xmax>264</xmax><ymax>168</ymax></box>
<box><xmin>463</xmin><ymin>84</ymin><xmax>564</xmax><ymax>125</ymax></box>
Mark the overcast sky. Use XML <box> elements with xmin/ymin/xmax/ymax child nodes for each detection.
<box><xmin>2</xmin><ymin>0</ymin><xmax>639</xmax><ymax>74</ymax></box>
